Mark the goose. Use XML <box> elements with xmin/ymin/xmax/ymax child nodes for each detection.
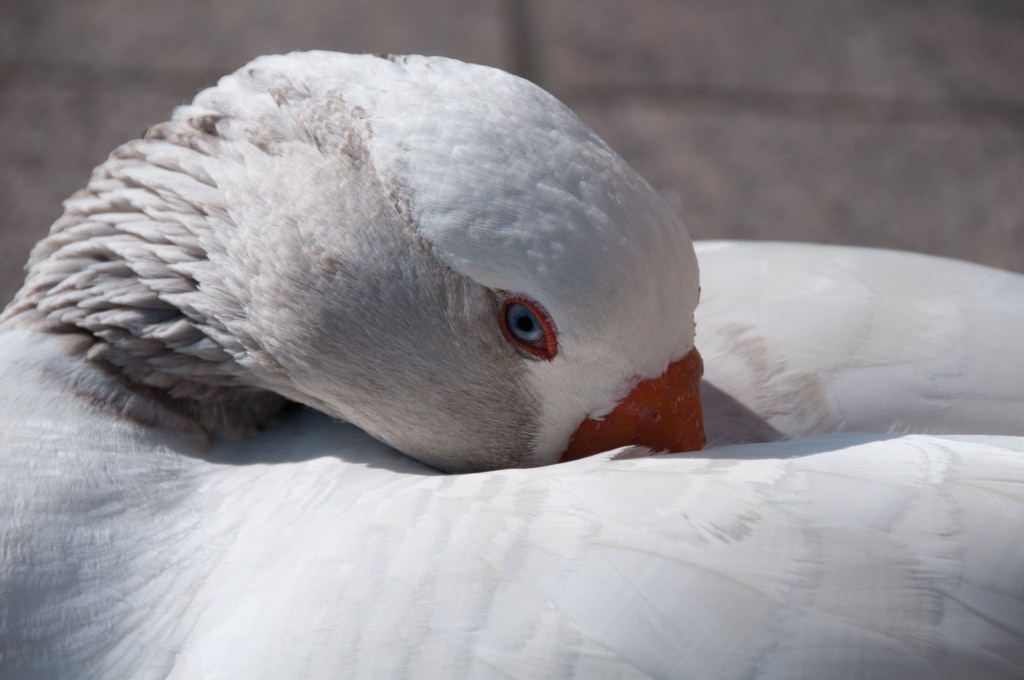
<box><xmin>1</xmin><ymin>51</ymin><xmax>1022</xmax><ymax>680</ymax></box>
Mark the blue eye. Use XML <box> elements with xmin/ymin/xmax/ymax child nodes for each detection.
<box><xmin>506</xmin><ymin>303</ymin><xmax>544</xmax><ymax>343</ymax></box>
<box><xmin>499</xmin><ymin>297</ymin><xmax>557</xmax><ymax>359</ymax></box>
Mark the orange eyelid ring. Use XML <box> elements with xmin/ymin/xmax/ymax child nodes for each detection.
<box><xmin>560</xmin><ymin>347</ymin><xmax>706</xmax><ymax>461</ymax></box>
<box><xmin>499</xmin><ymin>296</ymin><xmax>558</xmax><ymax>360</ymax></box>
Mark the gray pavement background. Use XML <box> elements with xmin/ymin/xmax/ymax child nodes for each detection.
<box><xmin>2</xmin><ymin>0</ymin><xmax>1022</xmax><ymax>307</ymax></box>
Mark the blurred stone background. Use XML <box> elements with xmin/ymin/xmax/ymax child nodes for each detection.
<box><xmin>2</xmin><ymin>0</ymin><xmax>1022</xmax><ymax>307</ymax></box>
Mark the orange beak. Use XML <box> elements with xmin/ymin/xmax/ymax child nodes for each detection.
<box><xmin>560</xmin><ymin>348</ymin><xmax>706</xmax><ymax>462</ymax></box>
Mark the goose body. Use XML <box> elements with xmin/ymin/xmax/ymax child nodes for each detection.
<box><xmin>1</xmin><ymin>52</ymin><xmax>1023</xmax><ymax>679</ymax></box>
<box><xmin>697</xmin><ymin>241</ymin><xmax>1024</xmax><ymax>443</ymax></box>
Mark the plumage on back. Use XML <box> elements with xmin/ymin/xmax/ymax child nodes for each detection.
<box><xmin>2</xmin><ymin>340</ymin><xmax>1022</xmax><ymax>678</ymax></box>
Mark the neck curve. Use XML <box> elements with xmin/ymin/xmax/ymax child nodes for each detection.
<box><xmin>0</xmin><ymin>123</ymin><xmax>285</xmax><ymax>438</ymax></box>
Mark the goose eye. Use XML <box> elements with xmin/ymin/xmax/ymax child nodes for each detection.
<box><xmin>500</xmin><ymin>297</ymin><xmax>557</xmax><ymax>360</ymax></box>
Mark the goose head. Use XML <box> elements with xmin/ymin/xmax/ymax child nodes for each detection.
<box><xmin>2</xmin><ymin>52</ymin><xmax>704</xmax><ymax>473</ymax></box>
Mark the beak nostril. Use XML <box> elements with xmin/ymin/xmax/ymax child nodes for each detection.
<box><xmin>651</xmin><ymin>410</ymin><xmax>662</xmax><ymax>423</ymax></box>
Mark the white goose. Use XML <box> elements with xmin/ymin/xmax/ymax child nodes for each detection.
<box><xmin>1</xmin><ymin>52</ymin><xmax>1022</xmax><ymax>680</ymax></box>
